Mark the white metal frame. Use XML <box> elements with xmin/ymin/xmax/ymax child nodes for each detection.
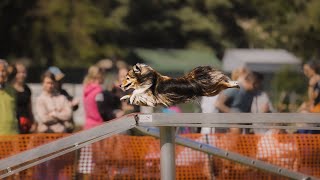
<box><xmin>135</xmin><ymin>126</ymin><xmax>315</xmax><ymax>180</ymax></box>
<box><xmin>0</xmin><ymin>115</ymin><xmax>137</xmax><ymax>178</ymax></box>
<box><xmin>0</xmin><ymin>113</ymin><xmax>319</xmax><ymax>180</ymax></box>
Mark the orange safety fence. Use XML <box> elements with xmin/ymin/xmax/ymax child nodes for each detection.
<box><xmin>0</xmin><ymin>133</ymin><xmax>320</xmax><ymax>180</ymax></box>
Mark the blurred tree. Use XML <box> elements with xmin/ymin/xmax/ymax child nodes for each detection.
<box><xmin>271</xmin><ymin>66</ymin><xmax>307</xmax><ymax>111</ymax></box>
<box><xmin>29</xmin><ymin>0</ymin><xmax>107</xmax><ymax>67</ymax></box>
<box><xmin>272</xmin><ymin>67</ymin><xmax>306</xmax><ymax>95</ymax></box>
<box><xmin>0</xmin><ymin>0</ymin><xmax>319</xmax><ymax>67</ymax></box>
<box><xmin>0</xmin><ymin>1</ymin><xmax>38</xmax><ymax>60</ymax></box>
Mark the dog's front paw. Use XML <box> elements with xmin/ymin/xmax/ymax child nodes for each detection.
<box><xmin>129</xmin><ymin>95</ymin><xmax>136</xmax><ymax>104</ymax></box>
<box><xmin>120</xmin><ymin>95</ymin><xmax>130</xmax><ymax>101</ymax></box>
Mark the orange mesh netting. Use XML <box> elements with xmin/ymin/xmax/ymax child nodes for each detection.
<box><xmin>0</xmin><ymin>133</ymin><xmax>320</xmax><ymax>180</ymax></box>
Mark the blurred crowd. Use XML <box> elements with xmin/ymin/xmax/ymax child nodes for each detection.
<box><xmin>0</xmin><ymin>58</ymin><xmax>138</xmax><ymax>135</ymax></box>
<box><xmin>200</xmin><ymin>60</ymin><xmax>320</xmax><ymax>135</ymax></box>
<box><xmin>0</xmin><ymin>58</ymin><xmax>320</xmax><ymax>178</ymax></box>
<box><xmin>0</xmin><ymin>58</ymin><xmax>319</xmax><ymax>136</ymax></box>
<box><xmin>196</xmin><ymin>61</ymin><xmax>320</xmax><ymax>172</ymax></box>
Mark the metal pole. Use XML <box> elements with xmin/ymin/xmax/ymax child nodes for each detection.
<box><xmin>137</xmin><ymin>127</ymin><xmax>316</xmax><ymax>180</ymax></box>
<box><xmin>160</xmin><ymin>126</ymin><xmax>176</xmax><ymax>180</ymax></box>
<box><xmin>0</xmin><ymin>115</ymin><xmax>137</xmax><ymax>179</ymax></box>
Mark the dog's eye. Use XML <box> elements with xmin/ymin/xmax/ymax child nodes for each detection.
<box><xmin>126</xmin><ymin>77</ymin><xmax>129</xmax><ymax>80</ymax></box>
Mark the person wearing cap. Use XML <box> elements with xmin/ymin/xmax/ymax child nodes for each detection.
<box><xmin>48</xmin><ymin>66</ymin><xmax>79</xmax><ymax>112</ymax></box>
<box><xmin>96</xmin><ymin>59</ymin><xmax>117</xmax><ymax>91</ymax></box>
<box><xmin>34</xmin><ymin>71</ymin><xmax>73</xmax><ymax>133</ymax></box>
<box><xmin>48</xmin><ymin>66</ymin><xmax>79</xmax><ymax>133</ymax></box>
<box><xmin>0</xmin><ymin>59</ymin><xmax>19</xmax><ymax>135</ymax></box>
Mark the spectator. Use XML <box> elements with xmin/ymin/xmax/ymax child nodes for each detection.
<box><xmin>34</xmin><ymin>71</ymin><xmax>73</xmax><ymax>133</ymax></box>
<box><xmin>0</xmin><ymin>59</ymin><xmax>18</xmax><ymax>135</ymax></box>
<box><xmin>250</xmin><ymin>72</ymin><xmax>274</xmax><ymax>112</ymax></box>
<box><xmin>96</xmin><ymin>59</ymin><xmax>131</xmax><ymax>118</ymax></box>
<box><xmin>96</xmin><ymin>58</ymin><xmax>117</xmax><ymax>91</ymax></box>
<box><xmin>48</xmin><ymin>66</ymin><xmax>79</xmax><ymax>132</ymax></box>
<box><xmin>82</xmin><ymin>65</ymin><xmax>108</xmax><ymax>129</ymax></box>
<box><xmin>215</xmin><ymin>71</ymin><xmax>257</xmax><ymax>113</ymax></box>
<box><xmin>79</xmin><ymin>65</ymin><xmax>106</xmax><ymax>177</ymax></box>
<box><xmin>96</xmin><ymin>89</ymin><xmax>123</xmax><ymax>122</ymax></box>
<box><xmin>12</xmin><ymin>62</ymin><xmax>35</xmax><ymax>134</ymax></box>
<box><xmin>297</xmin><ymin>60</ymin><xmax>320</xmax><ymax>134</ymax></box>
<box><xmin>201</xmin><ymin>66</ymin><xmax>249</xmax><ymax>134</ymax></box>
<box><xmin>7</xmin><ymin>64</ymin><xmax>17</xmax><ymax>83</ymax></box>
<box><xmin>83</xmin><ymin>64</ymin><xmax>124</xmax><ymax>126</ymax></box>
<box><xmin>251</xmin><ymin>72</ymin><xmax>275</xmax><ymax>134</ymax></box>
<box><xmin>231</xmin><ymin>66</ymin><xmax>250</xmax><ymax>84</ymax></box>
<box><xmin>95</xmin><ymin>60</ymin><xmax>124</xmax><ymax>119</ymax></box>
<box><xmin>298</xmin><ymin>60</ymin><xmax>320</xmax><ymax>113</ymax></box>
<box><xmin>48</xmin><ymin>66</ymin><xmax>80</xmax><ymax>111</ymax></box>
<box><xmin>215</xmin><ymin>71</ymin><xmax>258</xmax><ymax>134</ymax></box>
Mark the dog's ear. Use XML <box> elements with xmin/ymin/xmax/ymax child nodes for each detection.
<box><xmin>133</xmin><ymin>64</ymin><xmax>141</xmax><ymax>74</ymax></box>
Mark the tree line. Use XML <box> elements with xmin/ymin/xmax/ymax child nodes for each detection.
<box><xmin>0</xmin><ymin>0</ymin><xmax>319</xmax><ymax>67</ymax></box>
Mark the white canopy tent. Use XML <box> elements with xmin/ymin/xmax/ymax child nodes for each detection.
<box><xmin>222</xmin><ymin>49</ymin><xmax>301</xmax><ymax>73</ymax></box>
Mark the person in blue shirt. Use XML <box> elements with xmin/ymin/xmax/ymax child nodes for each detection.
<box><xmin>215</xmin><ymin>71</ymin><xmax>258</xmax><ymax>113</ymax></box>
<box><xmin>215</xmin><ymin>71</ymin><xmax>259</xmax><ymax>134</ymax></box>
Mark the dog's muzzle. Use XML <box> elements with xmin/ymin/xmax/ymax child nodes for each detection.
<box><xmin>120</xmin><ymin>84</ymin><xmax>125</xmax><ymax>91</ymax></box>
<box><xmin>121</xmin><ymin>83</ymin><xmax>132</xmax><ymax>91</ymax></box>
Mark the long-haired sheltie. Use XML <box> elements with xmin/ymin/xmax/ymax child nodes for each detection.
<box><xmin>120</xmin><ymin>63</ymin><xmax>239</xmax><ymax>107</ymax></box>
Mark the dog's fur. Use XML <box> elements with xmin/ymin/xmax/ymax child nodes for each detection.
<box><xmin>120</xmin><ymin>63</ymin><xmax>239</xmax><ymax>107</ymax></box>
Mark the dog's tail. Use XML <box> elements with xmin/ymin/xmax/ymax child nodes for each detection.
<box><xmin>226</xmin><ymin>80</ymin><xmax>240</xmax><ymax>88</ymax></box>
<box><xmin>186</xmin><ymin>66</ymin><xmax>239</xmax><ymax>96</ymax></box>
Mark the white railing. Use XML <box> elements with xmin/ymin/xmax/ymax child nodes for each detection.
<box><xmin>1</xmin><ymin>113</ymin><xmax>320</xmax><ymax>180</ymax></box>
